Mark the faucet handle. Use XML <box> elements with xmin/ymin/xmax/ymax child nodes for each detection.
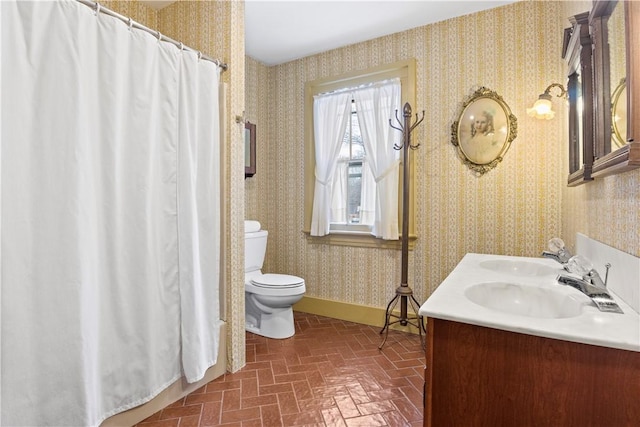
<box><xmin>548</xmin><ymin>237</ymin><xmax>566</xmax><ymax>253</ymax></box>
<box><xmin>566</xmin><ymin>254</ymin><xmax>593</xmax><ymax>276</ymax></box>
<box><xmin>547</xmin><ymin>238</ymin><xmax>573</xmax><ymax>263</ymax></box>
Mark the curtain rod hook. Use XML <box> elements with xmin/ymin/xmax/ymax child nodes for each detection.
<box><xmin>94</xmin><ymin>2</ymin><xmax>101</xmax><ymax>16</ymax></box>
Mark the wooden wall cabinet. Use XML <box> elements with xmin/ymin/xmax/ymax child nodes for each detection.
<box><xmin>424</xmin><ymin>318</ymin><xmax>640</xmax><ymax>427</ymax></box>
<box><xmin>590</xmin><ymin>0</ymin><xmax>640</xmax><ymax>177</ymax></box>
<box><xmin>560</xmin><ymin>1</ymin><xmax>639</xmax><ymax>183</ymax></box>
<box><xmin>563</xmin><ymin>12</ymin><xmax>594</xmax><ymax>186</ymax></box>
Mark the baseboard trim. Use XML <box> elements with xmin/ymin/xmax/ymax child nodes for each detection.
<box><xmin>293</xmin><ymin>296</ymin><xmax>422</xmax><ymax>335</ymax></box>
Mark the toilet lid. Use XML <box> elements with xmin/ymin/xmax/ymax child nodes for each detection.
<box><xmin>251</xmin><ymin>273</ymin><xmax>304</xmax><ymax>288</ymax></box>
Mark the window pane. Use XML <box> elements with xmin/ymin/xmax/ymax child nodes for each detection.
<box><xmin>348</xmin><ymin>164</ymin><xmax>362</xmax><ymax>175</ymax></box>
<box><xmin>339</xmin><ymin>119</ymin><xmax>351</xmax><ymax>158</ymax></box>
<box><xmin>329</xmin><ymin>98</ymin><xmax>370</xmax><ymax>228</ymax></box>
<box><xmin>351</xmin><ymin>112</ymin><xmax>365</xmax><ymax>160</ymax></box>
<box><xmin>347</xmin><ymin>161</ymin><xmax>362</xmax><ymax>224</ymax></box>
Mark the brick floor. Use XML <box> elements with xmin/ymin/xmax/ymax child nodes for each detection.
<box><xmin>136</xmin><ymin>312</ymin><xmax>425</xmax><ymax>426</ymax></box>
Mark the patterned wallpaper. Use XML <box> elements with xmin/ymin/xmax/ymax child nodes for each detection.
<box><xmin>244</xmin><ymin>56</ymin><xmax>269</xmax><ymax>222</ymax></box>
<box><xmin>246</xmin><ymin>0</ymin><xmax>570</xmax><ymax>310</ymax></box>
<box><xmin>563</xmin><ymin>169</ymin><xmax>640</xmax><ymax>257</ymax></box>
<box><xmin>102</xmin><ymin>0</ymin><xmax>158</xmax><ymax>27</ymax></box>
<box><xmin>105</xmin><ymin>0</ymin><xmax>247</xmax><ymax>372</ymax></box>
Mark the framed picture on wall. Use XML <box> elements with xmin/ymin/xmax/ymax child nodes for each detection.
<box><xmin>245</xmin><ymin>121</ymin><xmax>256</xmax><ymax>178</ymax></box>
<box><xmin>451</xmin><ymin>87</ymin><xmax>517</xmax><ymax>175</ymax></box>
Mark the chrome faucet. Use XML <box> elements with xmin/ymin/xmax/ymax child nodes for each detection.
<box><xmin>557</xmin><ymin>262</ymin><xmax>623</xmax><ymax>314</ymax></box>
<box><xmin>542</xmin><ymin>250</ymin><xmax>570</xmax><ymax>265</ymax></box>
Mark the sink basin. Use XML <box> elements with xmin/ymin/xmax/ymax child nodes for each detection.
<box><xmin>479</xmin><ymin>259</ymin><xmax>558</xmax><ymax>277</ymax></box>
<box><xmin>465</xmin><ymin>282</ymin><xmax>586</xmax><ymax>318</ymax></box>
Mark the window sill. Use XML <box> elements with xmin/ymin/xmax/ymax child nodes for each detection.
<box><xmin>303</xmin><ymin>230</ymin><xmax>417</xmax><ymax>250</ymax></box>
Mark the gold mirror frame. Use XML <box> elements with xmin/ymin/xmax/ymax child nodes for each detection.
<box><xmin>611</xmin><ymin>77</ymin><xmax>627</xmax><ymax>149</ymax></box>
<box><xmin>451</xmin><ymin>87</ymin><xmax>518</xmax><ymax>175</ymax></box>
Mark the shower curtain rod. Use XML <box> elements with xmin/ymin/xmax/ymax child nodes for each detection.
<box><xmin>76</xmin><ymin>0</ymin><xmax>228</xmax><ymax>72</ymax></box>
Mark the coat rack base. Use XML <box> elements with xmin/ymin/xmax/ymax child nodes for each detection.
<box><xmin>379</xmin><ymin>285</ymin><xmax>425</xmax><ymax>349</ymax></box>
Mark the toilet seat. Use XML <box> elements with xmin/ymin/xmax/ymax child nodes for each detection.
<box><xmin>246</xmin><ymin>273</ymin><xmax>305</xmax><ymax>296</ymax></box>
<box><xmin>251</xmin><ymin>273</ymin><xmax>304</xmax><ymax>288</ymax></box>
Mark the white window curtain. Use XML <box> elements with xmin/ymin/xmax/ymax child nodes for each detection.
<box><xmin>1</xmin><ymin>1</ymin><xmax>222</xmax><ymax>425</ymax></box>
<box><xmin>353</xmin><ymin>79</ymin><xmax>402</xmax><ymax>240</ymax></box>
<box><xmin>310</xmin><ymin>92</ymin><xmax>351</xmax><ymax>236</ymax></box>
<box><xmin>359</xmin><ymin>161</ymin><xmax>376</xmax><ymax>226</ymax></box>
<box><xmin>330</xmin><ymin>159</ymin><xmax>348</xmax><ymax>223</ymax></box>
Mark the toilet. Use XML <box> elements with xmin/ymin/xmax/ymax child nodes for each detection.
<box><xmin>244</xmin><ymin>220</ymin><xmax>305</xmax><ymax>339</ymax></box>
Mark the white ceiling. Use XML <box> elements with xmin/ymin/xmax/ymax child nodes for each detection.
<box><xmin>245</xmin><ymin>0</ymin><xmax>518</xmax><ymax>65</ymax></box>
<box><xmin>143</xmin><ymin>0</ymin><xmax>518</xmax><ymax>66</ymax></box>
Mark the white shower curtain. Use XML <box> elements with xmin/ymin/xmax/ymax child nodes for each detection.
<box><xmin>177</xmin><ymin>51</ymin><xmax>222</xmax><ymax>384</ymax></box>
<box><xmin>0</xmin><ymin>1</ymin><xmax>222</xmax><ymax>425</ymax></box>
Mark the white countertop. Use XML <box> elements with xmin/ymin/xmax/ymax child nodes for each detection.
<box><xmin>418</xmin><ymin>253</ymin><xmax>640</xmax><ymax>352</ymax></box>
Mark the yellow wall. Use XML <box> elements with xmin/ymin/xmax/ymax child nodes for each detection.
<box><xmin>563</xmin><ymin>171</ymin><xmax>640</xmax><ymax>257</ymax></box>
<box><xmin>245</xmin><ymin>56</ymin><xmax>270</xmax><ymax>221</ymax></box>
<box><xmin>246</xmin><ymin>0</ymin><xmax>570</xmax><ymax>312</ymax></box>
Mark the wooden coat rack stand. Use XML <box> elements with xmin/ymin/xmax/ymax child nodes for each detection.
<box><xmin>379</xmin><ymin>102</ymin><xmax>425</xmax><ymax>349</ymax></box>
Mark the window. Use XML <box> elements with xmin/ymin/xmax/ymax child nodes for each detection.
<box><xmin>303</xmin><ymin>60</ymin><xmax>417</xmax><ymax>249</ymax></box>
<box><xmin>331</xmin><ymin>100</ymin><xmax>367</xmax><ymax>231</ymax></box>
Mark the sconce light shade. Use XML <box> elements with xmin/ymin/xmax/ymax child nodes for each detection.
<box><xmin>528</xmin><ymin>83</ymin><xmax>567</xmax><ymax>120</ymax></box>
<box><xmin>527</xmin><ymin>94</ymin><xmax>555</xmax><ymax>119</ymax></box>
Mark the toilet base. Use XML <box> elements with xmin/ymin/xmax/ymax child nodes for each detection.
<box><xmin>245</xmin><ymin>306</ymin><xmax>295</xmax><ymax>339</ymax></box>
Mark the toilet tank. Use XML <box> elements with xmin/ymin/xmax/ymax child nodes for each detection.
<box><xmin>245</xmin><ymin>224</ymin><xmax>268</xmax><ymax>273</ymax></box>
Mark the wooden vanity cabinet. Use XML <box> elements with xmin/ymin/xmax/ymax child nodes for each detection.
<box><xmin>424</xmin><ymin>318</ymin><xmax>640</xmax><ymax>427</ymax></box>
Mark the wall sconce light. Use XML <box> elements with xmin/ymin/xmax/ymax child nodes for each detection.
<box><xmin>527</xmin><ymin>83</ymin><xmax>567</xmax><ymax>120</ymax></box>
